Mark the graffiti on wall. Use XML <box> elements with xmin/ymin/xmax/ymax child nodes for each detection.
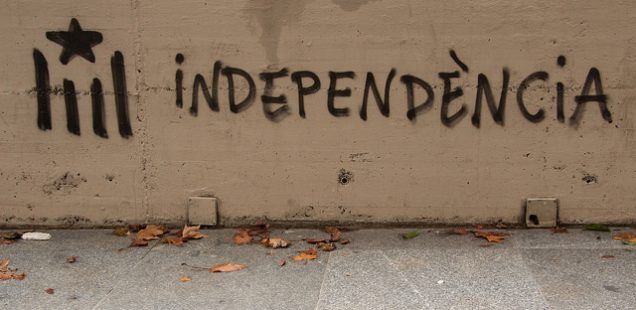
<box><xmin>33</xmin><ymin>18</ymin><xmax>132</xmax><ymax>139</ymax></box>
<box><xmin>33</xmin><ymin>19</ymin><xmax>613</xmax><ymax>139</ymax></box>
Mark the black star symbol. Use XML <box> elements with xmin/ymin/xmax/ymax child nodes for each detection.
<box><xmin>46</xmin><ymin>18</ymin><xmax>103</xmax><ymax>65</ymax></box>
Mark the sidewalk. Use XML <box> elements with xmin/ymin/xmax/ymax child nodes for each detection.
<box><xmin>1</xmin><ymin>227</ymin><xmax>635</xmax><ymax>309</ymax></box>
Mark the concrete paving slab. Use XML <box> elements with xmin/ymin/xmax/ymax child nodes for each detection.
<box><xmin>383</xmin><ymin>248</ymin><xmax>548</xmax><ymax>309</ymax></box>
<box><xmin>0</xmin><ymin>230</ymin><xmax>152</xmax><ymax>310</ymax></box>
<box><xmin>511</xmin><ymin>228</ymin><xmax>633</xmax><ymax>249</ymax></box>
<box><xmin>1</xmin><ymin>228</ymin><xmax>635</xmax><ymax>309</ymax></box>
<box><xmin>94</xmin><ymin>229</ymin><xmax>329</xmax><ymax>310</ymax></box>
<box><xmin>335</xmin><ymin>228</ymin><xmax>516</xmax><ymax>251</ymax></box>
<box><xmin>315</xmin><ymin>250</ymin><xmax>429</xmax><ymax>310</ymax></box>
<box><xmin>523</xmin><ymin>248</ymin><xmax>636</xmax><ymax>310</ymax></box>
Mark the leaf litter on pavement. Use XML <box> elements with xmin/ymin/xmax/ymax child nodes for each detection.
<box><xmin>124</xmin><ymin>224</ymin><xmax>207</xmax><ymax>248</ymax></box>
<box><xmin>209</xmin><ymin>263</ymin><xmax>247</xmax><ymax>273</ymax></box>
<box><xmin>612</xmin><ymin>232</ymin><xmax>636</xmax><ymax>245</ymax></box>
<box><xmin>446</xmin><ymin>226</ymin><xmax>509</xmax><ymax>244</ymax></box>
<box><xmin>8</xmin><ymin>224</ymin><xmax>632</xmax><ymax>283</ymax></box>
<box><xmin>0</xmin><ymin>258</ymin><xmax>26</xmax><ymax>281</ymax></box>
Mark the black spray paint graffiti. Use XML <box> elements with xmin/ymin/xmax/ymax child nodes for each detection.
<box><xmin>175</xmin><ymin>50</ymin><xmax>613</xmax><ymax>127</ymax></box>
<box><xmin>33</xmin><ymin>19</ymin><xmax>613</xmax><ymax>138</ymax></box>
<box><xmin>33</xmin><ymin>18</ymin><xmax>132</xmax><ymax>138</ymax></box>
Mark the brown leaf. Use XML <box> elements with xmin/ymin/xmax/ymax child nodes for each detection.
<box><xmin>318</xmin><ymin>242</ymin><xmax>336</xmax><ymax>252</ymax></box>
<box><xmin>278</xmin><ymin>259</ymin><xmax>286</xmax><ymax>267</ymax></box>
<box><xmin>136</xmin><ymin>225</ymin><xmax>165</xmax><ymax>241</ymax></box>
<box><xmin>325</xmin><ymin>227</ymin><xmax>341</xmax><ymax>242</ymax></box>
<box><xmin>0</xmin><ymin>258</ymin><xmax>22</xmax><ymax>281</ymax></box>
<box><xmin>292</xmin><ymin>249</ymin><xmax>318</xmax><ymax>261</ymax></box>
<box><xmin>495</xmin><ymin>222</ymin><xmax>509</xmax><ymax>229</ymax></box>
<box><xmin>339</xmin><ymin>239</ymin><xmax>350</xmax><ymax>245</ymax></box>
<box><xmin>475</xmin><ymin>231</ymin><xmax>507</xmax><ymax>243</ymax></box>
<box><xmin>233</xmin><ymin>229</ymin><xmax>252</xmax><ymax>245</ymax></box>
<box><xmin>209</xmin><ymin>263</ymin><xmax>247</xmax><ymax>273</ymax></box>
<box><xmin>129</xmin><ymin>239</ymin><xmax>149</xmax><ymax>247</ymax></box>
<box><xmin>66</xmin><ymin>256</ymin><xmax>78</xmax><ymax>263</ymax></box>
<box><xmin>601</xmin><ymin>255</ymin><xmax>615</xmax><ymax>259</ymax></box>
<box><xmin>261</xmin><ymin>238</ymin><xmax>291</xmax><ymax>249</ymax></box>
<box><xmin>45</xmin><ymin>288</ymin><xmax>54</xmax><ymax>295</ymax></box>
<box><xmin>0</xmin><ymin>240</ymin><xmax>16</xmax><ymax>245</ymax></box>
<box><xmin>0</xmin><ymin>259</ymin><xmax>9</xmax><ymax>273</ymax></box>
<box><xmin>306</xmin><ymin>238</ymin><xmax>327</xmax><ymax>244</ymax></box>
<box><xmin>551</xmin><ymin>227</ymin><xmax>569</xmax><ymax>234</ymax></box>
<box><xmin>450</xmin><ymin>228</ymin><xmax>469</xmax><ymax>235</ymax></box>
<box><xmin>161</xmin><ymin>237</ymin><xmax>184</xmax><ymax>246</ymax></box>
<box><xmin>182</xmin><ymin>225</ymin><xmax>207</xmax><ymax>240</ymax></box>
<box><xmin>247</xmin><ymin>224</ymin><xmax>270</xmax><ymax>237</ymax></box>
<box><xmin>128</xmin><ymin>224</ymin><xmax>144</xmax><ymax>232</ymax></box>
<box><xmin>612</xmin><ymin>232</ymin><xmax>636</xmax><ymax>242</ymax></box>
<box><xmin>0</xmin><ymin>272</ymin><xmax>25</xmax><ymax>281</ymax></box>
<box><xmin>179</xmin><ymin>276</ymin><xmax>192</xmax><ymax>282</ymax></box>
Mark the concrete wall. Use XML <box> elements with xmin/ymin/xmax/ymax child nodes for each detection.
<box><xmin>1</xmin><ymin>0</ymin><xmax>635</xmax><ymax>227</ymax></box>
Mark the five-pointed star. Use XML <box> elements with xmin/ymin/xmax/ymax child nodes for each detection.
<box><xmin>46</xmin><ymin>18</ymin><xmax>103</xmax><ymax>65</ymax></box>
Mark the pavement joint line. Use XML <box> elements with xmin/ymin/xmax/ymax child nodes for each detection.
<box><xmin>380</xmin><ymin>249</ymin><xmax>431</xmax><ymax>308</ymax></box>
<box><xmin>518</xmin><ymin>249</ymin><xmax>551</xmax><ymax>307</ymax></box>
<box><xmin>90</xmin><ymin>239</ymin><xmax>160</xmax><ymax>310</ymax></box>
<box><xmin>313</xmin><ymin>251</ymin><xmax>332</xmax><ymax>310</ymax></box>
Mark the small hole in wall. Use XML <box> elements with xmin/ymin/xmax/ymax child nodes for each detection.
<box><xmin>529</xmin><ymin>214</ymin><xmax>540</xmax><ymax>225</ymax></box>
<box><xmin>338</xmin><ymin>169</ymin><xmax>353</xmax><ymax>186</ymax></box>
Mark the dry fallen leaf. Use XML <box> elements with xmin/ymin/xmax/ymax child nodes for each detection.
<box><xmin>247</xmin><ymin>224</ymin><xmax>270</xmax><ymax>237</ymax></box>
<box><xmin>612</xmin><ymin>232</ymin><xmax>636</xmax><ymax>241</ymax></box>
<box><xmin>279</xmin><ymin>259</ymin><xmax>286</xmax><ymax>267</ymax></box>
<box><xmin>45</xmin><ymin>288</ymin><xmax>54</xmax><ymax>295</ymax></box>
<box><xmin>0</xmin><ymin>240</ymin><xmax>16</xmax><ymax>245</ymax></box>
<box><xmin>179</xmin><ymin>276</ymin><xmax>192</xmax><ymax>282</ymax></box>
<box><xmin>318</xmin><ymin>242</ymin><xmax>336</xmax><ymax>252</ymax></box>
<box><xmin>292</xmin><ymin>249</ymin><xmax>318</xmax><ymax>261</ymax></box>
<box><xmin>0</xmin><ymin>259</ymin><xmax>26</xmax><ymax>281</ymax></box>
<box><xmin>601</xmin><ymin>255</ymin><xmax>615</xmax><ymax>259</ymax></box>
<box><xmin>450</xmin><ymin>228</ymin><xmax>469</xmax><ymax>235</ymax></box>
<box><xmin>613</xmin><ymin>232</ymin><xmax>636</xmax><ymax>245</ymax></box>
<box><xmin>325</xmin><ymin>227</ymin><xmax>341</xmax><ymax>242</ymax></box>
<box><xmin>0</xmin><ymin>259</ymin><xmax>8</xmax><ymax>273</ymax></box>
<box><xmin>306</xmin><ymin>238</ymin><xmax>327</xmax><ymax>244</ymax></box>
<box><xmin>129</xmin><ymin>239</ymin><xmax>149</xmax><ymax>247</ymax></box>
<box><xmin>261</xmin><ymin>238</ymin><xmax>291</xmax><ymax>249</ymax></box>
<box><xmin>233</xmin><ymin>229</ymin><xmax>252</xmax><ymax>245</ymax></box>
<box><xmin>0</xmin><ymin>273</ymin><xmax>26</xmax><ymax>280</ymax></box>
<box><xmin>209</xmin><ymin>263</ymin><xmax>247</xmax><ymax>273</ymax></box>
<box><xmin>182</xmin><ymin>225</ymin><xmax>207</xmax><ymax>240</ymax></box>
<box><xmin>551</xmin><ymin>227</ymin><xmax>569</xmax><ymax>234</ymax></box>
<box><xmin>161</xmin><ymin>237</ymin><xmax>185</xmax><ymax>246</ymax></box>
<box><xmin>66</xmin><ymin>256</ymin><xmax>78</xmax><ymax>263</ymax></box>
<box><xmin>339</xmin><ymin>239</ymin><xmax>350</xmax><ymax>245</ymax></box>
<box><xmin>495</xmin><ymin>222</ymin><xmax>509</xmax><ymax>229</ymax></box>
<box><xmin>475</xmin><ymin>231</ymin><xmax>507</xmax><ymax>243</ymax></box>
<box><xmin>136</xmin><ymin>224</ymin><xmax>165</xmax><ymax>241</ymax></box>
<box><xmin>128</xmin><ymin>224</ymin><xmax>144</xmax><ymax>232</ymax></box>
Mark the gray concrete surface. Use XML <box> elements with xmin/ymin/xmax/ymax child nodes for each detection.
<box><xmin>1</xmin><ymin>228</ymin><xmax>635</xmax><ymax>309</ymax></box>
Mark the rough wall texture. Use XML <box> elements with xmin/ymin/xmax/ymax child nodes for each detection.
<box><xmin>1</xmin><ymin>0</ymin><xmax>635</xmax><ymax>227</ymax></box>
